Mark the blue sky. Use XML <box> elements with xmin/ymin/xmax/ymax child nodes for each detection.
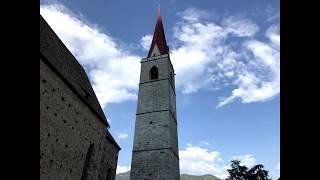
<box><xmin>40</xmin><ymin>0</ymin><xmax>279</xmax><ymax>179</ymax></box>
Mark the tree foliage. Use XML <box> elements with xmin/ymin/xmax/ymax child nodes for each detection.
<box><xmin>226</xmin><ymin>160</ymin><xmax>272</xmax><ymax>180</ymax></box>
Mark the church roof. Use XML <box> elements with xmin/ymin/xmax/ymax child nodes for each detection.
<box><xmin>40</xmin><ymin>15</ymin><xmax>109</xmax><ymax>128</ymax></box>
<box><xmin>147</xmin><ymin>7</ymin><xmax>169</xmax><ymax>58</ymax></box>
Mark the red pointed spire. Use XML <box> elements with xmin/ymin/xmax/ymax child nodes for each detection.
<box><xmin>147</xmin><ymin>6</ymin><xmax>169</xmax><ymax>58</ymax></box>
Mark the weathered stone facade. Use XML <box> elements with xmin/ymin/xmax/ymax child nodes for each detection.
<box><xmin>40</xmin><ymin>15</ymin><xmax>120</xmax><ymax>180</ymax></box>
<box><xmin>130</xmin><ymin>54</ymin><xmax>180</xmax><ymax>180</ymax></box>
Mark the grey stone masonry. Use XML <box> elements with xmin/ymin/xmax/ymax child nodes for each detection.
<box><xmin>40</xmin><ymin>59</ymin><xmax>119</xmax><ymax>180</ymax></box>
<box><xmin>130</xmin><ymin>54</ymin><xmax>180</xmax><ymax>180</ymax></box>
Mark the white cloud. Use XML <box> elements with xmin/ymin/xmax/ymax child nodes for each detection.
<box><xmin>179</xmin><ymin>7</ymin><xmax>211</xmax><ymax>22</ymax></box>
<box><xmin>40</xmin><ymin>3</ymin><xmax>141</xmax><ymax>108</ymax></box>
<box><xmin>276</xmin><ymin>162</ymin><xmax>280</xmax><ymax>170</ymax></box>
<box><xmin>266</xmin><ymin>5</ymin><xmax>280</xmax><ymax>22</ymax></box>
<box><xmin>41</xmin><ymin>3</ymin><xmax>279</xmax><ymax>108</ymax></box>
<box><xmin>200</xmin><ymin>141</ymin><xmax>210</xmax><ymax>146</ymax></box>
<box><xmin>118</xmin><ymin>133</ymin><xmax>128</xmax><ymax>140</ymax></box>
<box><xmin>222</xmin><ymin>16</ymin><xmax>259</xmax><ymax>37</ymax></box>
<box><xmin>267</xmin><ymin>25</ymin><xmax>280</xmax><ymax>48</ymax></box>
<box><xmin>270</xmin><ymin>162</ymin><xmax>280</xmax><ymax>179</ymax></box>
<box><xmin>218</xmin><ymin>25</ymin><xmax>280</xmax><ymax>107</ymax></box>
<box><xmin>231</xmin><ymin>154</ymin><xmax>257</xmax><ymax>168</ymax></box>
<box><xmin>170</xmin><ymin>8</ymin><xmax>280</xmax><ymax>107</ymax></box>
<box><xmin>179</xmin><ymin>144</ymin><xmax>261</xmax><ymax>178</ymax></box>
<box><xmin>179</xmin><ymin>144</ymin><xmax>228</xmax><ymax>179</ymax></box>
<box><xmin>170</xmin><ymin>15</ymin><xmax>227</xmax><ymax>93</ymax></box>
<box><xmin>140</xmin><ymin>34</ymin><xmax>152</xmax><ymax>51</ymax></box>
<box><xmin>116</xmin><ymin>165</ymin><xmax>130</xmax><ymax>174</ymax></box>
<box><xmin>111</xmin><ymin>131</ymin><xmax>128</xmax><ymax>141</ymax></box>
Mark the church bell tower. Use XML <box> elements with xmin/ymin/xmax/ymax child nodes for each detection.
<box><xmin>130</xmin><ymin>8</ymin><xmax>180</xmax><ymax>180</ymax></box>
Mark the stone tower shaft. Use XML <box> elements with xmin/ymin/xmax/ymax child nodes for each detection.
<box><xmin>130</xmin><ymin>8</ymin><xmax>180</xmax><ymax>180</ymax></box>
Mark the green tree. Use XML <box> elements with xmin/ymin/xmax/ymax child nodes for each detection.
<box><xmin>226</xmin><ymin>160</ymin><xmax>271</xmax><ymax>180</ymax></box>
<box><xmin>248</xmin><ymin>164</ymin><xmax>271</xmax><ymax>180</ymax></box>
<box><xmin>226</xmin><ymin>160</ymin><xmax>249</xmax><ymax>180</ymax></box>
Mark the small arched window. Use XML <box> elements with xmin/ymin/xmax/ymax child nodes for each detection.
<box><xmin>150</xmin><ymin>66</ymin><xmax>158</xmax><ymax>80</ymax></box>
<box><xmin>81</xmin><ymin>144</ymin><xmax>94</xmax><ymax>180</ymax></box>
<box><xmin>106</xmin><ymin>168</ymin><xmax>112</xmax><ymax>180</ymax></box>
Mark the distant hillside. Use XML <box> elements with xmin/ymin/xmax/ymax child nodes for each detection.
<box><xmin>115</xmin><ymin>171</ymin><xmax>130</xmax><ymax>180</ymax></box>
<box><xmin>115</xmin><ymin>171</ymin><xmax>222</xmax><ymax>180</ymax></box>
<box><xmin>180</xmin><ymin>174</ymin><xmax>221</xmax><ymax>180</ymax></box>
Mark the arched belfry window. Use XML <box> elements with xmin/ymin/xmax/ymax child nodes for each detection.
<box><xmin>150</xmin><ymin>66</ymin><xmax>158</xmax><ymax>80</ymax></box>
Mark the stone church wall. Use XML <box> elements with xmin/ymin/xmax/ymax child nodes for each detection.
<box><xmin>40</xmin><ymin>58</ymin><xmax>119</xmax><ymax>180</ymax></box>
